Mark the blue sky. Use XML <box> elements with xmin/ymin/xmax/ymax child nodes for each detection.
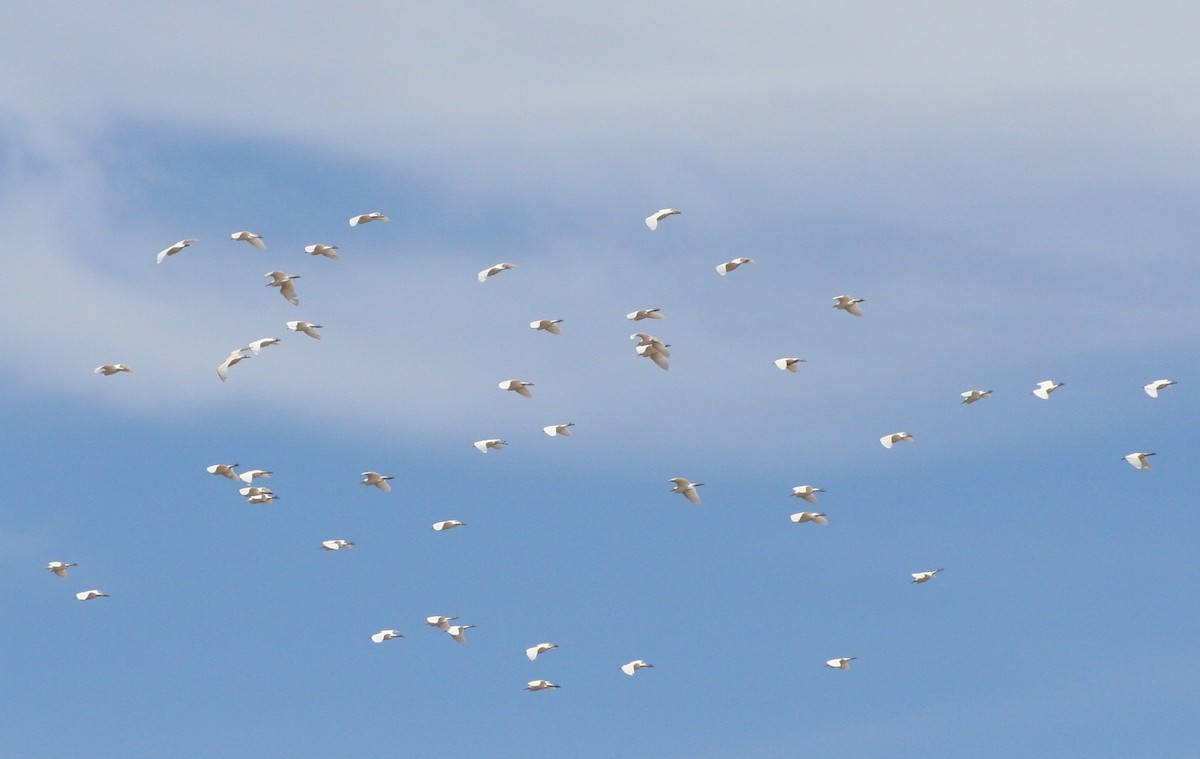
<box><xmin>3</xmin><ymin>3</ymin><xmax>1199</xmax><ymax>757</ymax></box>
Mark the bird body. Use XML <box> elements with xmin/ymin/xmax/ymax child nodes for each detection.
<box><xmin>627</xmin><ymin>308</ymin><xmax>664</xmax><ymax>321</ymax></box>
<box><xmin>370</xmin><ymin>630</ymin><xmax>403</xmax><ymax>643</ymax></box>
<box><xmin>245</xmin><ymin>492</ymin><xmax>278</xmax><ymax>505</ymax></box>
<box><xmin>320</xmin><ymin>539</ymin><xmax>354</xmax><ymax>550</ymax></box>
<box><xmin>880</xmin><ymin>432</ymin><xmax>913</xmax><ymax>448</ymax></box>
<box><xmin>474</xmin><ymin>439</ymin><xmax>506</xmax><ymax>453</ymax></box>
<box><xmin>645</xmin><ymin>208</ymin><xmax>680</xmax><ymax>230</ymax></box>
<box><xmin>426</xmin><ymin>616</ymin><xmax>458</xmax><ymax>630</ymax></box>
<box><xmin>349</xmin><ymin>212</ymin><xmax>389</xmax><ymax>226</ymax></box>
<box><xmin>217</xmin><ymin>349</ymin><xmax>250</xmax><ymax>382</ymax></box>
<box><xmin>1032</xmin><ymin>380</ymin><xmax>1063</xmax><ymax>399</ymax></box>
<box><xmin>961</xmin><ymin>390</ymin><xmax>992</xmax><ymax>404</ymax></box>
<box><xmin>791</xmin><ymin>485</ymin><xmax>824</xmax><ymax>504</ymax></box>
<box><xmin>1124</xmin><ymin>452</ymin><xmax>1156</xmax><ymax>470</ymax></box>
<box><xmin>775</xmin><ymin>358</ymin><xmax>805</xmax><ymax>373</ymax></box>
<box><xmin>543</xmin><ymin>423</ymin><xmax>574</xmax><ymax>437</ymax></box>
<box><xmin>93</xmin><ymin>364</ymin><xmax>132</xmax><ymax>376</ymax></box>
<box><xmin>478</xmin><ymin>262</ymin><xmax>517</xmax><ymax>282</ymax></box>
<box><xmin>286</xmin><ymin>321</ymin><xmax>322</xmax><ymax>339</ymax></box>
<box><xmin>911</xmin><ymin>568</ymin><xmax>944</xmax><ymax>583</ymax></box>
<box><xmin>76</xmin><ymin>589</ymin><xmax>109</xmax><ymax>601</ymax></box>
<box><xmin>621</xmin><ymin>660</ymin><xmax>653</xmax><ymax>676</ymax></box>
<box><xmin>526</xmin><ymin>680</ymin><xmax>560</xmax><ymax>691</ymax></box>
<box><xmin>47</xmin><ymin>561</ymin><xmax>76</xmax><ymax>578</ymax></box>
<box><xmin>361</xmin><ymin>471</ymin><xmax>394</xmax><ymax>491</ymax></box>
<box><xmin>832</xmin><ymin>295</ymin><xmax>865</xmax><ymax>316</ymax></box>
<box><xmin>207</xmin><ymin>463</ymin><xmax>240</xmax><ymax>480</ymax></box>
<box><xmin>1144</xmin><ymin>379</ymin><xmax>1176</xmax><ymax>398</ymax></box>
<box><xmin>446</xmin><ymin>624</ymin><xmax>474</xmax><ymax>643</ymax></box>
<box><xmin>790</xmin><ymin>511</ymin><xmax>828</xmax><ymax>525</ymax></box>
<box><xmin>669</xmin><ymin>477</ymin><xmax>704</xmax><ymax>504</ymax></box>
<box><xmin>826</xmin><ymin>657</ymin><xmax>856</xmax><ymax>670</ymax></box>
<box><xmin>156</xmin><ymin>238</ymin><xmax>198</xmax><ymax>264</ymax></box>
<box><xmin>526</xmin><ymin>642</ymin><xmax>558</xmax><ymax>661</ymax></box>
<box><xmin>530</xmin><ymin>319</ymin><xmax>563</xmax><ymax>334</ymax></box>
<box><xmin>244</xmin><ymin>338</ymin><xmax>280</xmax><ymax>354</ymax></box>
<box><xmin>632</xmin><ymin>333</ymin><xmax>670</xmax><ymax>370</ymax></box>
<box><xmin>238</xmin><ymin>486</ymin><xmax>274</xmax><ymax>497</ymax></box>
<box><xmin>499</xmin><ymin>379</ymin><xmax>534</xmax><ymax>398</ymax></box>
<box><xmin>238</xmin><ymin>469</ymin><xmax>271</xmax><ymax>484</ymax></box>
<box><xmin>432</xmin><ymin>520</ymin><xmax>466</xmax><ymax>531</ymax></box>
<box><xmin>231</xmin><ymin>231</ymin><xmax>266</xmax><ymax>249</ymax></box>
<box><xmin>304</xmin><ymin>244</ymin><xmax>339</xmax><ymax>259</ymax></box>
<box><xmin>266</xmin><ymin>271</ymin><xmax>301</xmax><ymax>305</ymax></box>
<box><xmin>715</xmin><ymin>257</ymin><xmax>754</xmax><ymax>275</ymax></box>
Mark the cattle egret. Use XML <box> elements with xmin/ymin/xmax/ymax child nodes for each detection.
<box><xmin>304</xmin><ymin>244</ymin><xmax>339</xmax><ymax>259</ymax></box>
<box><xmin>715</xmin><ymin>257</ymin><xmax>755</xmax><ymax>275</ymax></box>
<box><xmin>370</xmin><ymin>630</ymin><xmax>403</xmax><ymax>643</ymax></box>
<box><xmin>76</xmin><ymin>589</ymin><xmax>109</xmax><ymax>601</ymax></box>
<box><xmin>911</xmin><ymin>568</ymin><xmax>944</xmax><ymax>584</ymax></box>
<box><xmin>246</xmin><ymin>492</ymin><xmax>279</xmax><ymax>505</ymax></box>
<box><xmin>526</xmin><ymin>642</ymin><xmax>558</xmax><ymax>661</ymax></box>
<box><xmin>791</xmin><ymin>485</ymin><xmax>824</xmax><ymax>504</ymax></box>
<box><xmin>632</xmin><ymin>333</ymin><xmax>670</xmax><ymax>370</ymax></box>
<box><xmin>961</xmin><ymin>390</ymin><xmax>992</xmax><ymax>404</ymax></box>
<box><xmin>238</xmin><ymin>486</ymin><xmax>274</xmax><ymax>497</ymax></box>
<box><xmin>426</xmin><ymin>616</ymin><xmax>458</xmax><ymax>630</ymax></box>
<box><xmin>1145</xmin><ymin>379</ymin><xmax>1176</xmax><ymax>398</ymax></box>
<box><xmin>432</xmin><ymin>520</ymin><xmax>466</xmax><ymax>531</ymax></box>
<box><xmin>286</xmin><ymin>321</ymin><xmax>322</xmax><ymax>339</ymax></box>
<box><xmin>474</xmin><ymin>439</ymin><xmax>506</xmax><ymax>453</ymax></box>
<box><xmin>790</xmin><ymin>511</ymin><xmax>828</xmax><ymax>525</ymax></box>
<box><xmin>543</xmin><ymin>423</ymin><xmax>574</xmax><ymax>437</ymax></box>
<box><xmin>244</xmin><ymin>337</ymin><xmax>280</xmax><ymax>354</ymax></box>
<box><xmin>530</xmin><ymin>319</ymin><xmax>563</xmax><ymax>335</ymax></box>
<box><xmin>238</xmin><ymin>469</ymin><xmax>271</xmax><ymax>484</ymax></box>
<box><xmin>478</xmin><ymin>262</ymin><xmax>517</xmax><ymax>282</ymax></box>
<box><xmin>499</xmin><ymin>379</ymin><xmax>534</xmax><ymax>398</ymax></box>
<box><xmin>93</xmin><ymin>364</ymin><xmax>132</xmax><ymax>376</ymax></box>
<box><xmin>320</xmin><ymin>539</ymin><xmax>354</xmax><ymax>550</ymax></box>
<box><xmin>645</xmin><ymin>208</ymin><xmax>681</xmax><ymax>230</ymax></box>
<box><xmin>669</xmin><ymin>477</ymin><xmax>704</xmax><ymax>504</ymax></box>
<box><xmin>1032</xmin><ymin>380</ymin><xmax>1063</xmax><ymax>399</ymax></box>
<box><xmin>266</xmin><ymin>271</ymin><xmax>301</xmax><ymax>305</ymax></box>
<box><xmin>526</xmin><ymin>680</ymin><xmax>560</xmax><ymax>691</ymax></box>
<box><xmin>207</xmin><ymin>463</ymin><xmax>240</xmax><ymax>480</ymax></box>
<box><xmin>46</xmin><ymin>561</ymin><xmax>76</xmax><ymax>578</ymax></box>
<box><xmin>627</xmin><ymin>308</ymin><xmax>664</xmax><ymax>321</ymax></box>
<box><xmin>156</xmin><ymin>238</ymin><xmax>198</xmax><ymax>264</ymax></box>
<box><xmin>832</xmin><ymin>295</ymin><xmax>865</xmax><ymax>316</ymax></box>
<box><xmin>880</xmin><ymin>432</ymin><xmax>913</xmax><ymax>448</ymax></box>
<box><xmin>361</xmin><ymin>471</ymin><xmax>394</xmax><ymax>492</ymax></box>
<box><xmin>231</xmin><ymin>231</ymin><xmax>266</xmax><ymax>249</ymax></box>
<box><xmin>826</xmin><ymin>657</ymin><xmax>856</xmax><ymax>670</ymax></box>
<box><xmin>775</xmin><ymin>358</ymin><xmax>805</xmax><ymax>373</ymax></box>
<box><xmin>1124</xmin><ymin>452</ymin><xmax>1156</xmax><ymax>470</ymax></box>
<box><xmin>216</xmin><ymin>349</ymin><xmax>250</xmax><ymax>382</ymax></box>
<box><xmin>446</xmin><ymin>624</ymin><xmax>475</xmax><ymax>643</ymax></box>
<box><xmin>621</xmin><ymin>660</ymin><xmax>653</xmax><ymax>676</ymax></box>
<box><xmin>349</xmin><ymin>212</ymin><xmax>388</xmax><ymax>226</ymax></box>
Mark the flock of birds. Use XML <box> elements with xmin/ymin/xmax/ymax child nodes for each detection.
<box><xmin>65</xmin><ymin>206</ymin><xmax>1180</xmax><ymax>689</ymax></box>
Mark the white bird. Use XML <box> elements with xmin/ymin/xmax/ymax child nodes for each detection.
<box><xmin>790</xmin><ymin>511</ymin><xmax>828</xmax><ymax>525</ymax></box>
<box><xmin>499</xmin><ymin>379</ymin><xmax>534</xmax><ymax>398</ymax></box>
<box><xmin>825</xmin><ymin>657</ymin><xmax>856</xmax><ymax>670</ymax></box>
<box><xmin>645</xmin><ymin>208</ymin><xmax>681</xmax><ymax>230</ymax></box>
<box><xmin>46</xmin><ymin>561</ymin><xmax>76</xmax><ymax>578</ymax></box>
<box><xmin>774</xmin><ymin>358</ymin><xmax>805</xmax><ymax>373</ymax></box>
<box><xmin>669</xmin><ymin>477</ymin><xmax>704</xmax><ymax>504</ymax></box>
<box><xmin>1124</xmin><ymin>452</ymin><xmax>1156</xmax><ymax>470</ymax></box>
<box><xmin>286</xmin><ymin>321</ymin><xmax>323</xmax><ymax>339</ymax></box>
<box><xmin>361</xmin><ymin>471</ymin><xmax>394</xmax><ymax>492</ymax></box>
<box><xmin>961</xmin><ymin>390</ymin><xmax>992</xmax><ymax>404</ymax></box>
<box><xmin>526</xmin><ymin>642</ymin><xmax>558</xmax><ymax>661</ymax></box>
<box><xmin>238</xmin><ymin>469</ymin><xmax>271</xmax><ymax>484</ymax></box>
<box><xmin>632</xmin><ymin>333</ymin><xmax>671</xmax><ymax>370</ymax></box>
<box><xmin>238</xmin><ymin>486</ymin><xmax>274</xmax><ymax>497</ymax></box>
<box><xmin>231</xmin><ymin>231</ymin><xmax>266</xmax><ymax>249</ymax></box>
<box><xmin>76</xmin><ymin>589</ymin><xmax>109</xmax><ymax>601</ymax></box>
<box><xmin>320</xmin><ymin>539</ymin><xmax>354</xmax><ymax>550</ymax></box>
<box><xmin>445</xmin><ymin>624</ymin><xmax>475</xmax><ymax>643</ymax></box>
<box><xmin>216</xmin><ymin>349</ymin><xmax>250</xmax><ymax>382</ymax></box>
<box><xmin>543</xmin><ymin>423</ymin><xmax>574</xmax><ymax>437</ymax></box>
<box><xmin>245</xmin><ymin>492</ymin><xmax>279</xmax><ymax>505</ymax></box>
<box><xmin>304</xmin><ymin>244</ymin><xmax>339</xmax><ymax>259</ymax></box>
<box><xmin>715</xmin><ymin>257</ymin><xmax>754</xmax><ymax>275</ymax></box>
<box><xmin>530</xmin><ymin>319</ymin><xmax>563</xmax><ymax>335</ymax></box>
<box><xmin>426</xmin><ymin>616</ymin><xmax>458</xmax><ymax>630</ymax></box>
<box><xmin>832</xmin><ymin>295</ymin><xmax>865</xmax><ymax>316</ymax></box>
<box><xmin>911</xmin><ymin>568</ymin><xmax>944</xmax><ymax>584</ymax></box>
<box><xmin>207</xmin><ymin>463</ymin><xmax>240</xmax><ymax>480</ymax></box>
<box><xmin>266</xmin><ymin>271</ymin><xmax>301</xmax><ymax>305</ymax></box>
<box><xmin>244</xmin><ymin>337</ymin><xmax>281</xmax><ymax>354</ymax></box>
<box><xmin>627</xmin><ymin>308</ymin><xmax>664</xmax><ymax>321</ymax></box>
<box><xmin>432</xmin><ymin>520</ymin><xmax>466</xmax><ymax>531</ymax></box>
<box><xmin>370</xmin><ymin>629</ymin><xmax>403</xmax><ymax>643</ymax></box>
<box><xmin>1144</xmin><ymin>379</ymin><xmax>1176</xmax><ymax>398</ymax></box>
<box><xmin>791</xmin><ymin>485</ymin><xmax>824</xmax><ymax>504</ymax></box>
<box><xmin>526</xmin><ymin>680</ymin><xmax>560</xmax><ymax>691</ymax></box>
<box><xmin>621</xmin><ymin>660</ymin><xmax>653</xmax><ymax>676</ymax></box>
<box><xmin>478</xmin><ymin>262</ymin><xmax>517</xmax><ymax>282</ymax></box>
<box><xmin>349</xmin><ymin>212</ymin><xmax>389</xmax><ymax>226</ymax></box>
<box><xmin>880</xmin><ymin>432</ymin><xmax>913</xmax><ymax>448</ymax></box>
<box><xmin>156</xmin><ymin>238</ymin><xmax>198</xmax><ymax>264</ymax></box>
<box><xmin>474</xmin><ymin>439</ymin><xmax>506</xmax><ymax>453</ymax></box>
<box><xmin>1032</xmin><ymin>380</ymin><xmax>1063</xmax><ymax>399</ymax></box>
<box><xmin>94</xmin><ymin>364</ymin><xmax>133</xmax><ymax>377</ymax></box>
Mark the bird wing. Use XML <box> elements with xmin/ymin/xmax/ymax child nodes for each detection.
<box><xmin>279</xmin><ymin>280</ymin><xmax>299</xmax><ymax>305</ymax></box>
<box><xmin>621</xmin><ymin>662</ymin><xmax>636</xmax><ymax>675</ymax></box>
<box><xmin>249</xmin><ymin>236</ymin><xmax>266</xmax><ymax>250</ymax></box>
<box><xmin>846</xmin><ymin>303</ymin><xmax>864</xmax><ymax>316</ymax></box>
<box><xmin>683</xmin><ymin>487</ymin><xmax>701</xmax><ymax>504</ymax></box>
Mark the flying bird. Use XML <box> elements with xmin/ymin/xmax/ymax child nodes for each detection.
<box><xmin>790</xmin><ymin>512</ymin><xmax>828</xmax><ymax>525</ymax></box>
<box><xmin>286</xmin><ymin>321</ymin><xmax>322</xmax><ymax>339</ymax></box>
<box><xmin>349</xmin><ymin>212</ymin><xmax>388</xmax><ymax>226</ymax></box>
<box><xmin>632</xmin><ymin>333</ymin><xmax>671</xmax><ymax>371</ymax></box>
<box><xmin>238</xmin><ymin>486</ymin><xmax>274</xmax><ymax>497</ymax></box>
<box><xmin>216</xmin><ymin>349</ymin><xmax>250</xmax><ymax>382</ymax></box>
<box><xmin>880</xmin><ymin>432</ymin><xmax>913</xmax><ymax>448</ymax></box>
<box><xmin>238</xmin><ymin>469</ymin><xmax>271</xmax><ymax>484</ymax></box>
<box><xmin>911</xmin><ymin>568</ymin><xmax>944</xmax><ymax>584</ymax></box>
<box><xmin>961</xmin><ymin>390</ymin><xmax>992</xmax><ymax>404</ymax></box>
<box><xmin>304</xmin><ymin>244</ymin><xmax>339</xmax><ymax>259</ymax></box>
<box><xmin>645</xmin><ymin>208</ymin><xmax>681</xmax><ymax>230</ymax></box>
<box><xmin>156</xmin><ymin>238</ymin><xmax>198</xmax><ymax>264</ymax></box>
<box><xmin>1144</xmin><ymin>379</ymin><xmax>1176</xmax><ymax>398</ymax></box>
<box><xmin>432</xmin><ymin>520</ymin><xmax>466</xmax><ymax>531</ymax></box>
<box><xmin>93</xmin><ymin>364</ymin><xmax>132</xmax><ymax>376</ymax></box>
<box><xmin>825</xmin><ymin>657</ymin><xmax>856</xmax><ymax>670</ymax></box>
<box><xmin>76</xmin><ymin>589</ymin><xmax>109</xmax><ymax>601</ymax></box>
<box><xmin>266</xmin><ymin>271</ymin><xmax>301</xmax><ymax>305</ymax></box>
<box><xmin>207</xmin><ymin>463</ymin><xmax>240</xmax><ymax>480</ymax></box>
<box><xmin>791</xmin><ymin>485</ymin><xmax>824</xmax><ymax>504</ymax></box>
<box><xmin>370</xmin><ymin>630</ymin><xmax>403</xmax><ymax>643</ymax></box>
<box><xmin>244</xmin><ymin>338</ymin><xmax>280</xmax><ymax>354</ymax></box>
<box><xmin>621</xmin><ymin>660</ymin><xmax>653</xmax><ymax>676</ymax></box>
<box><xmin>543</xmin><ymin>423</ymin><xmax>574</xmax><ymax>437</ymax></box>
<box><xmin>526</xmin><ymin>642</ymin><xmax>558</xmax><ymax>661</ymax></box>
<box><xmin>245</xmin><ymin>492</ymin><xmax>279</xmax><ymax>505</ymax></box>
<box><xmin>775</xmin><ymin>358</ymin><xmax>805</xmax><ymax>373</ymax></box>
<box><xmin>530</xmin><ymin>319</ymin><xmax>563</xmax><ymax>335</ymax></box>
<box><xmin>1124</xmin><ymin>452</ymin><xmax>1156</xmax><ymax>470</ymax></box>
<box><xmin>499</xmin><ymin>379</ymin><xmax>534</xmax><ymax>398</ymax></box>
<box><xmin>361</xmin><ymin>471</ymin><xmax>394</xmax><ymax>492</ymax></box>
<box><xmin>445</xmin><ymin>625</ymin><xmax>475</xmax><ymax>644</ymax></box>
<box><xmin>1032</xmin><ymin>380</ymin><xmax>1063</xmax><ymax>400</ymax></box>
<box><xmin>474</xmin><ymin>439</ymin><xmax>506</xmax><ymax>453</ymax></box>
<box><xmin>526</xmin><ymin>680</ymin><xmax>560</xmax><ymax>691</ymax></box>
<box><xmin>231</xmin><ymin>231</ymin><xmax>266</xmax><ymax>249</ymax></box>
<box><xmin>426</xmin><ymin>616</ymin><xmax>458</xmax><ymax>630</ymax></box>
<box><xmin>46</xmin><ymin>561</ymin><xmax>76</xmax><ymax>578</ymax></box>
<box><xmin>627</xmin><ymin>308</ymin><xmax>664</xmax><ymax>321</ymax></box>
<box><xmin>669</xmin><ymin>477</ymin><xmax>704</xmax><ymax>504</ymax></box>
<box><xmin>478</xmin><ymin>262</ymin><xmax>517</xmax><ymax>282</ymax></box>
<box><xmin>320</xmin><ymin>539</ymin><xmax>354</xmax><ymax>551</ymax></box>
<box><xmin>832</xmin><ymin>295</ymin><xmax>865</xmax><ymax>316</ymax></box>
<box><xmin>715</xmin><ymin>257</ymin><xmax>754</xmax><ymax>275</ymax></box>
